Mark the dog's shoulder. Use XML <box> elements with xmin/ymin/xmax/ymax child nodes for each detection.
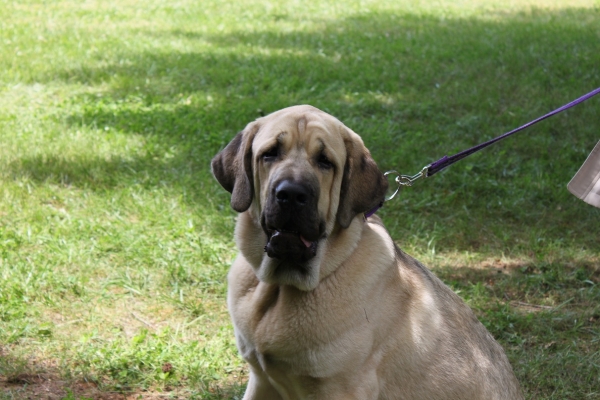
<box><xmin>369</xmin><ymin>223</ymin><xmax>522</xmax><ymax>398</ymax></box>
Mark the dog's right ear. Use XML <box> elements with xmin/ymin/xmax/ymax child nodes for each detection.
<box><xmin>211</xmin><ymin>123</ymin><xmax>259</xmax><ymax>212</ymax></box>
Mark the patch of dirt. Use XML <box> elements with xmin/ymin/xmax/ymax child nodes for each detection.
<box><xmin>2</xmin><ymin>374</ymin><xmax>113</xmax><ymax>399</ymax></box>
<box><xmin>0</xmin><ymin>374</ymin><xmax>180</xmax><ymax>400</ymax></box>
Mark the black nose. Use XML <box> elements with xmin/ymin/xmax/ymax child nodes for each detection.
<box><xmin>275</xmin><ymin>180</ymin><xmax>309</xmax><ymax>207</ymax></box>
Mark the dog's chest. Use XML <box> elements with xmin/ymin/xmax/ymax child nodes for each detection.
<box><xmin>234</xmin><ymin>284</ymin><xmax>370</xmax><ymax>378</ymax></box>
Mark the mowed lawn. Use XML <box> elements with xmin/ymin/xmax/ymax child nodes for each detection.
<box><xmin>1</xmin><ymin>0</ymin><xmax>599</xmax><ymax>398</ymax></box>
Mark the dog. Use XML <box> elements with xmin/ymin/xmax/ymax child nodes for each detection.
<box><xmin>211</xmin><ymin>105</ymin><xmax>523</xmax><ymax>399</ymax></box>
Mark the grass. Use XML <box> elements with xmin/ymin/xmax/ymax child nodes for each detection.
<box><xmin>0</xmin><ymin>0</ymin><xmax>599</xmax><ymax>398</ymax></box>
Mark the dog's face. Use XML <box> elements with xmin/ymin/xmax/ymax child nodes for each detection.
<box><xmin>212</xmin><ymin>105</ymin><xmax>387</xmax><ymax>290</ymax></box>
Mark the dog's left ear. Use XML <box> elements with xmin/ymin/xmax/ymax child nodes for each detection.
<box><xmin>211</xmin><ymin>123</ymin><xmax>259</xmax><ymax>212</ymax></box>
<box><xmin>337</xmin><ymin>130</ymin><xmax>388</xmax><ymax>228</ymax></box>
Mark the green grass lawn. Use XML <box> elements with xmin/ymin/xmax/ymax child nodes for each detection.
<box><xmin>1</xmin><ymin>0</ymin><xmax>599</xmax><ymax>398</ymax></box>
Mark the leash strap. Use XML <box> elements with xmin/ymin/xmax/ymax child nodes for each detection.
<box><xmin>366</xmin><ymin>86</ymin><xmax>600</xmax><ymax>217</ymax></box>
<box><xmin>426</xmin><ymin>87</ymin><xmax>600</xmax><ymax>177</ymax></box>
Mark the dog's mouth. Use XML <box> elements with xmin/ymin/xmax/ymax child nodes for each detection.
<box><xmin>264</xmin><ymin>229</ymin><xmax>318</xmax><ymax>262</ymax></box>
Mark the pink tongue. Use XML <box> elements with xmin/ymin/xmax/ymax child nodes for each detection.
<box><xmin>300</xmin><ymin>235</ymin><xmax>312</xmax><ymax>248</ymax></box>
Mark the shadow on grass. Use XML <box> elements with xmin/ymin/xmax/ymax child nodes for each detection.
<box><xmin>432</xmin><ymin>261</ymin><xmax>600</xmax><ymax>399</ymax></box>
<box><xmin>8</xmin><ymin>7</ymin><xmax>597</xmax><ymax>253</ymax></box>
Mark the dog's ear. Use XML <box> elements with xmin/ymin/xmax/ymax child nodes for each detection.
<box><xmin>211</xmin><ymin>123</ymin><xmax>259</xmax><ymax>212</ymax></box>
<box><xmin>337</xmin><ymin>130</ymin><xmax>388</xmax><ymax>228</ymax></box>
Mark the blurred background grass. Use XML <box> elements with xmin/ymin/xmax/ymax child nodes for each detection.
<box><xmin>1</xmin><ymin>0</ymin><xmax>599</xmax><ymax>398</ymax></box>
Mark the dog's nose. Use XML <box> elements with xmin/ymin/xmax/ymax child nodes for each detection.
<box><xmin>275</xmin><ymin>180</ymin><xmax>308</xmax><ymax>207</ymax></box>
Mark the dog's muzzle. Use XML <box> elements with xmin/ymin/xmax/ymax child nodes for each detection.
<box><xmin>262</xmin><ymin>179</ymin><xmax>321</xmax><ymax>262</ymax></box>
<box><xmin>265</xmin><ymin>229</ymin><xmax>318</xmax><ymax>262</ymax></box>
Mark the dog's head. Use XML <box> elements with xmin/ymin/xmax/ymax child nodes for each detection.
<box><xmin>212</xmin><ymin>105</ymin><xmax>387</xmax><ymax>290</ymax></box>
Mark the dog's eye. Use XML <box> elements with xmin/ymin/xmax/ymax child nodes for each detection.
<box><xmin>262</xmin><ymin>146</ymin><xmax>279</xmax><ymax>162</ymax></box>
<box><xmin>317</xmin><ymin>154</ymin><xmax>333</xmax><ymax>170</ymax></box>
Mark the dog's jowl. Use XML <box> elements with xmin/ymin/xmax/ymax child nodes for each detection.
<box><xmin>212</xmin><ymin>105</ymin><xmax>523</xmax><ymax>400</ymax></box>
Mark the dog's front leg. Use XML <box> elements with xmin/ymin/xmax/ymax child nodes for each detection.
<box><xmin>242</xmin><ymin>366</ymin><xmax>283</xmax><ymax>400</ymax></box>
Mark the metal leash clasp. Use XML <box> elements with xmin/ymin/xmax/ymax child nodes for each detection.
<box><xmin>384</xmin><ymin>166</ymin><xmax>429</xmax><ymax>201</ymax></box>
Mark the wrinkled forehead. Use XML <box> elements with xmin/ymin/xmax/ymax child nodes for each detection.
<box><xmin>253</xmin><ymin>107</ymin><xmax>346</xmax><ymax>154</ymax></box>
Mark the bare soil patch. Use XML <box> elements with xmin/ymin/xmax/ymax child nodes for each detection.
<box><xmin>1</xmin><ymin>374</ymin><xmax>181</xmax><ymax>400</ymax></box>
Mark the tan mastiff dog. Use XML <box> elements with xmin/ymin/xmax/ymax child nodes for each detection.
<box><xmin>211</xmin><ymin>105</ymin><xmax>523</xmax><ymax>400</ymax></box>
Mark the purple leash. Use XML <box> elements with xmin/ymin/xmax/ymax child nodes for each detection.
<box><xmin>365</xmin><ymin>86</ymin><xmax>600</xmax><ymax>218</ymax></box>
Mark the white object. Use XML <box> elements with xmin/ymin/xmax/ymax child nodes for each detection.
<box><xmin>568</xmin><ymin>140</ymin><xmax>600</xmax><ymax>208</ymax></box>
